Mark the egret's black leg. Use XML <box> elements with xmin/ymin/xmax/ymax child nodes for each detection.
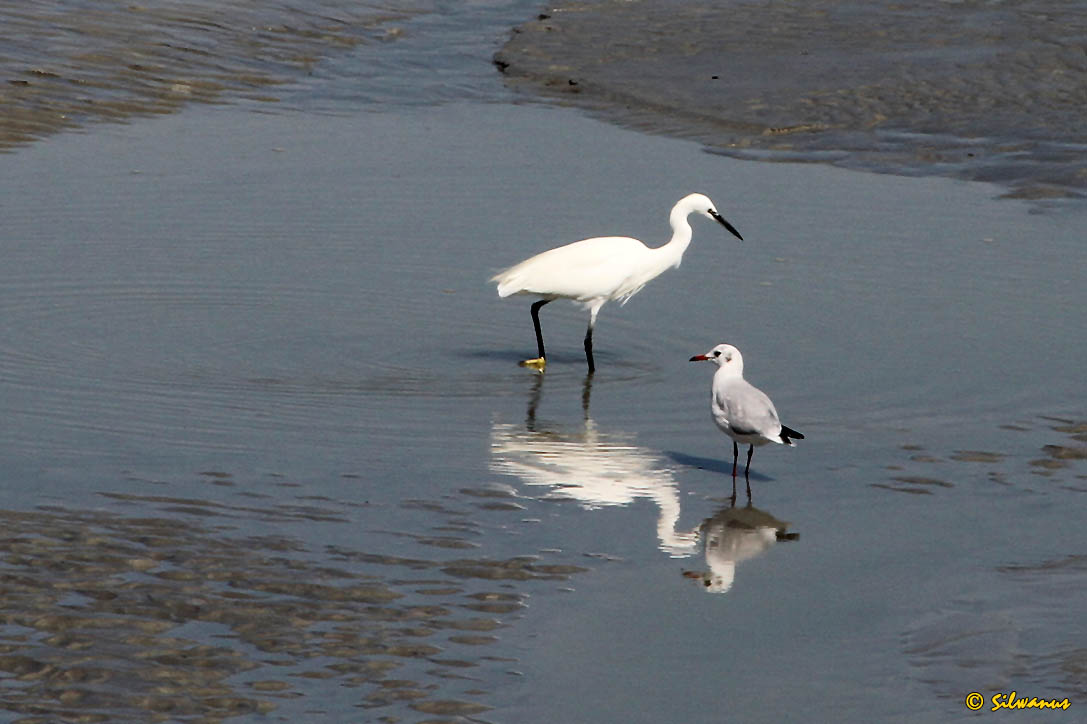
<box><xmin>583</xmin><ymin>323</ymin><xmax>595</xmax><ymax>374</ymax></box>
<box><xmin>583</xmin><ymin>306</ymin><xmax>601</xmax><ymax>374</ymax></box>
<box><xmin>731</xmin><ymin>440</ymin><xmax>739</xmax><ymax>478</ymax></box>
<box><xmin>530</xmin><ymin>300</ymin><xmax>550</xmax><ymax>360</ymax></box>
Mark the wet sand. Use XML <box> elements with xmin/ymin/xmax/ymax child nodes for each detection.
<box><xmin>5</xmin><ymin>1</ymin><xmax>1085</xmax><ymax>199</ymax></box>
<box><xmin>495</xmin><ymin>0</ymin><xmax>1087</xmax><ymax>199</ymax></box>
<box><xmin>0</xmin><ymin>489</ymin><xmax>586</xmax><ymax>721</ymax></box>
<box><xmin>0</xmin><ymin>1</ymin><xmax>418</xmax><ymax>150</ymax></box>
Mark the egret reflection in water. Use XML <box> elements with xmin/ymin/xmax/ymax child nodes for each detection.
<box><xmin>685</xmin><ymin>502</ymin><xmax>797</xmax><ymax>594</ymax></box>
<box><xmin>489</xmin><ymin>375</ymin><xmax>698</xmax><ymax>557</ymax></box>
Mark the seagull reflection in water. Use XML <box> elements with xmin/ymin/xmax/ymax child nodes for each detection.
<box><xmin>684</xmin><ymin>501</ymin><xmax>798</xmax><ymax>594</ymax></box>
<box><xmin>489</xmin><ymin>374</ymin><xmax>698</xmax><ymax>557</ymax></box>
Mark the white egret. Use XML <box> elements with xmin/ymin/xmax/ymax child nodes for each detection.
<box><xmin>492</xmin><ymin>193</ymin><xmax>743</xmax><ymax>372</ymax></box>
<box><xmin>689</xmin><ymin>343</ymin><xmax>803</xmax><ymax>480</ymax></box>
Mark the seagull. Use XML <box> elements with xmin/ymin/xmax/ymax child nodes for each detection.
<box><xmin>492</xmin><ymin>193</ymin><xmax>743</xmax><ymax>372</ymax></box>
<box><xmin>689</xmin><ymin>343</ymin><xmax>803</xmax><ymax>485</ymax></box>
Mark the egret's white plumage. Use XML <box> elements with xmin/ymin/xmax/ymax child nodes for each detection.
<box><xmin>492</xmin><ymin>193</ymin><xmax>742</xmax><ymax>372</ymax></box>
<box><xmin>690</xmin><ymin>343</ymin><xmax>803</xmax><ymax>482</ymax></box>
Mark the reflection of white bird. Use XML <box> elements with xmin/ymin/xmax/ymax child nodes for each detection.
<box><xmin>689</xmin><ymin>343</ymin><xmax>803</xmax><ymax>482</ymax></box>
<box><xmin>691</xmin><ymin>504</ymin><xmax>793</xmax><ymax>594</ymax></box>
<box><xmin>489</xmin><ymin>418</ymin><xmax>698</xmax><ymax>557</ymax></box>
<box><xmin>492</xmin><ymin>194</ymin><xmax>743</xmax><ymax>373</ymax></box>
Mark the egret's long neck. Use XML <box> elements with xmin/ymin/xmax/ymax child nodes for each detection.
<box><xmin>655</xmin><ymin>209</ymin><xmax>694</xmax><ymax>269</ymax></box>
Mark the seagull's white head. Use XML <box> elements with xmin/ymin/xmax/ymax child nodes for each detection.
<box><xmin>689</xmin><ymin>343</ymin><xmax>744</xmax><ymax>374</ymax></box>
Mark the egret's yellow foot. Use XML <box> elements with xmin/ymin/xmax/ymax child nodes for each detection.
<box><xmin>518</xmin><ymin>357</ymin><xmax>547</xmax><ymax>371</ymax></box>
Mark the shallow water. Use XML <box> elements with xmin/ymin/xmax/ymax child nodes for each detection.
<box><xmin>2</xmin><ymin>101</ymin><xmax>1084</xmax><ymax>722</ymax></box>
<box><xmin>2</xmin><ymin>1</ymin><xmax>1086</xmax><ymax>722</ymax></box>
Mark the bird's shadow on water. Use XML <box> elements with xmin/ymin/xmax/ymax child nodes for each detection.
<box><xmin>665</xmin><ymin>450</ymin><xmax>774</xmax><ymax>483</ymax></box>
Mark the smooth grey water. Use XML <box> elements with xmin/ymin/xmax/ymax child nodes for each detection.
<box><xmin>1</xmin><ymin>1</ymin><xmax>1086</xmax><ymax>722</ymax></box>
<box><xmin>3</xmin><ymin>100</ymin><xmax>1084</xmax><ymax>722</ymax></box>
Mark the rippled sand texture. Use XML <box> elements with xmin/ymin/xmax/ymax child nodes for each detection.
<box><xmin>0</xmin><ymin>489</ymin><xmax>585</xmax><ymax>722</ymax></box>
<box><xmin>495</xmin><ymin>0</ymin><xmax>1087</xmax><ymax>198</ymax></box>
<box><xmin>0</xmin><ymin>1</ymin><xmax>413</xmax><ymax>150</ymax></box>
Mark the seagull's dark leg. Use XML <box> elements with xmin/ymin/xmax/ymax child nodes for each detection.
<box><xmin>530</xmin><ymin>299</ymin><xmax>550</xmax><ymax>360</ymax></box>
<box><xmin>731</xmin><ymin>440</ymin><xmax>739</xmax><ymax>478</ymax></box>
<box><xmin>745</xmin><ymin>444</ymin><xmax>754</xmax><ymax>479</ymax></box>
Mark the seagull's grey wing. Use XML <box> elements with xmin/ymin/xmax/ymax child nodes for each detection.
<box><xmin>718</xmin><ymin>381</ymin><xmax>782</xmax><ymax>439</ymax></box>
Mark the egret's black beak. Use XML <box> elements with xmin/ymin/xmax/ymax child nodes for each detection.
<box><xmin>710</xmin><ymin>209</ymin><xmax>743</xmax><ymax>241</ymax></box>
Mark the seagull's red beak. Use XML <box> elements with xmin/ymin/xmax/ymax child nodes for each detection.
<box><xmin>689</xmin><ymin>354</ymin><xmax>709</xmax><ymax>362</ymax></box>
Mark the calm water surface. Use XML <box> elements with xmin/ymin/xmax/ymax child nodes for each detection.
<box><xmin>0</xmin><ymin>1</ymin><xmax>1085</xmax><ymax>722</ymax></box>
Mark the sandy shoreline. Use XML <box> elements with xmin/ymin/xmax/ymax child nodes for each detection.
<box><xmin>0</xmin><ymin>1</ymin><xmax>413</xmax><ymax>151</ymax></box>
<box><xmin>5</xmin><ymin>1</ymin><xmax>1085</xmax><ymax>202</ymax></box>
<box><xmin>495</xmin><ymin>0</ymin><xmax>1087</xmax><ymax>200</ymax></box>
